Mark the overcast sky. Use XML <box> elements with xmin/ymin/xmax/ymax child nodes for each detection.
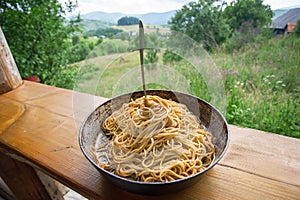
<box><xmin>69</xmin><ymin>0</ymin><xmax>300</xmax><ymax>14</ymax></box>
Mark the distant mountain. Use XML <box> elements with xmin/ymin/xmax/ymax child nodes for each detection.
<box><xmin>81</xmin><ymin>10</ymin><xmax>177</xmax><ymax>25</ymax></box>
<box><xmin>136</xmin><ymin>11</ymin><xmax>176</xmax><ymax>25</ymax></box>
<box><xmin>273</xmin><ymin>5</ymin><xmax>300</xmax><ymax>19</ymax></box>
<box><xmin>273</xmin><ymin>9</ymin><xmax>289</xmax><ymax>19</ymax></box>
<box><xmin>80</xmin><ymin>6</ymin><xmax>300</xmax><ymax>28</ymax></box>
<box><xmin>81</xmin><ymin>11</ymin><xmax>124</xmax><ymax>23</ymax></box>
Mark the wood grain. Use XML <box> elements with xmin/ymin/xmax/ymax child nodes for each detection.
<box><xmin>220</xmin><ymin>126</ymin><xmax>300</xmax><ymax>187</ymax></box>
<box><xmin>0</xmin><ymin>81</ymin><xmax>299</xmax><ymax>199</ymax></box>
<box><xmin>0</xmin><ymin>28</ymin><xmax>22</xmax><ymax>94</ymax></box>
<box><xmin>0</xmin><ymin>97</ymin><xmax>25</xmax><ymax>133</ymax></box>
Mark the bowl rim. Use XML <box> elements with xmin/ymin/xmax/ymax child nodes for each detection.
<box><xmin>78</xmin><ymin>90</ymin><xmax>230</xmax><ymax>185</ymax></box>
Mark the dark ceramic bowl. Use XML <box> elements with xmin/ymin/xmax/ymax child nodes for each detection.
<box><xmin>79</xmin><ymin>90</ymin><xmax>229</xmax><ymax>195</ymax></box>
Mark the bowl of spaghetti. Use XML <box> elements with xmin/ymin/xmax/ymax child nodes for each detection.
<box><xmin>79</xmin><ymin>90</ymin><xmax>229</xmax><ymax>195</ymax></box>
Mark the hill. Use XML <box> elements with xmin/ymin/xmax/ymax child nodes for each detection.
<box><xmin>81</xmin><ymin>10</ymin><xmax>177</xmax><ymax>25</ymax></box>
<box><xmin>81</xmin><ymin>11</ymin><xmax>124</xmax><ymax>23</ymax></box>
<box><xmin>80</xmin><ymin>19</ymin><xmax>115</xmax><ymax>32</ymax></box>
<box><xmin>273</xmin><ymin>9</ymin><xmax>289</xmax><ymax>19</ymax></box>
<box><xmin>273</xmin><ymin>5</ymin><xmax>300</xmax><ymax>19</ymax></box>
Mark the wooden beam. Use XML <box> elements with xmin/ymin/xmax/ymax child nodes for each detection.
<box><xmin>0</xmin><ymin>27</ymin><xmax>22</xmax><ymax>94</ymax></box>
<box><xmin>0</xmin><ymin>177</ymin><xmax>14</xmax><ymax>200</ymax></box>
<box><xmin>0</xmin><ymin>152</ymin><xmax>52</xmax><ymax>200</ymax></box>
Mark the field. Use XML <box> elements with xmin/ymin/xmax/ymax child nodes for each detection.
<box><xmin>74</xmin><ymin>36</ymin><xmax>300</xmax><ymax>138</ymax></box>
<box><xmin>113</xmin><ymin>24</ymin><xmax>170</xmax><ymax>35</ymax></box>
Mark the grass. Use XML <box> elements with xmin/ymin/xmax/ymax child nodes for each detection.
<box><xmin>74</xmin><ymin>36</ymin><xmax>300</xmax><ymax>138</ymax></box>
<box><xmin>215</xmin><ymin>36</ymin><xmax>300</xmax><ymax>138</ymax></box>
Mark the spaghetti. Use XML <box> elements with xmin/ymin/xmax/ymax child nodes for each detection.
<box><xmin>94</xmin><ymin>95</ymin><xmax>215</xmax><ymax>182</ymax></box>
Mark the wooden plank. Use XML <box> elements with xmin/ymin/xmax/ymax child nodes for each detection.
<box><xmin>1</xmin><ymin>146</ymin><xmax>300</xmax><ymax>200</ymax></box>
<box><xmin>220</xmin><ymin>125</ymin><xmax>300</xmax><ymax>187</ymax></box>
<box><xmin>0</xmin><ymin>81</ymin><xmax>299</xmax><ymax>199</ymax></box>
<box><xmin>0</xmin><ymin>27</ymin><xmax>22</xmax><ymax>94</ymax></box>
<box><xmin>0</xmin><ymin>97</ymin><xmax>25</xmax><ymax>133</ymax></box>
<box><xmin>0</xmin><ymin>152</ymin><xmax>51</xmax><ymax>200</ymax></box>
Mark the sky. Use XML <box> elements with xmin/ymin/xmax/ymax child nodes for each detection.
<box><xmin>69</xmin><ymin>0</ymin><xmax>300</xmax><ymax>15</ymax></box>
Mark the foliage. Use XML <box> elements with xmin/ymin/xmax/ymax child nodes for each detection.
<box><xmin>85</xmin><ymin>27</ymin><xmax>123</xmax><ymax>38</ymax></box>
<box><xmin>80</xmin><ymin>19</ymin><xmax>114</xmax><ymax>32</ymax></box>
<box><xmin>221</xmin><ymin>0</ymin><xmax>274</xmax><ymax>52</ymax></box>
<box><xmin>222</xmin><ymin>27</ymin><xmax>273</xmax><ymax>52</ymax></box>
<box><xmin>293</xmin><ymin>19</ymin><xmax>300</xmax><ymax>37</ymax></box>
<box><xmin>163</xmin><ymin>49</ymin><xmax>182</xmax><ymax>64</ymax></box>
<box><xmin>85</xmin><ymin>36</ymin><xmax>300</xmax><ymax>138</ymax></box>
<box><xmin>218</xmin><ymin>36</ymin><xmax>300</xmax><ymax>138</ymax></box>
<box><xmin>114</xmin><ymin>32</ymin><xmax>131</xmax><ymax>41</ymax></box>
<box><xmin>0</xmin><ymin>0</ymin><xmax>81</xmax><ymax>89</ymax></box>
<box><xmin>223</xmin><ymin>0</ymin><xmax>274</xmax><ymax>32</ymax></box>
<box><xmin>145</xmin><ymin>49</ymin><xmax>158</xmax><ymax>64</ymax></box>
<box><xmin>117</xmin><ymin>16</ymin><xmax>139</xmax><ymax>26</ymax></box>
<box><xmin>129</xmin><ymin>33</ymin><xmax>163</xmax><ymax>50</ymax></box>
<box><xmin>168</xmin><ymin>0</ymin><xmax>231</xmax><ymax>51</ymax></box>
<box><xmin>69</xmin><ymin>36</ymin><xmax>97</xmax><ymax>63</ymax></box>
<box><xmin>92</xmin><ymin>39</ymin><xmax>129</xmax><ymax>56</ymax></box>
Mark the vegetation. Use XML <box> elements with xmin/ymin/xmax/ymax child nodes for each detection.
<box><xmin>1</xmin><ymin>0</ymin><xmax>299</xmax><ymax>138</ymax></box>
<box><xmin>79</xmin><ymin>36</ymin><xmax>300</xmax><ymax>138</ymax></box>
<box><xmin>0</xmin><ymin>0</ymin><xmax>81</xmax><ymax>89</ymax></box>
<box><xmin>169</xmin><ymin>0</ymin><xmax>230</xmax><ymax>51</ymax></box>
<box><xmin>69</xmin><ymin>36</ymin><xmax>99</xmax><ymax>63</ymax></box>
<box><xmin>223</xmin><ymin>0</ymin><xmax>273</xmax><ymax>32</ymax></box>
<box><xmin>117</xmin><ymin>16</ymin><xmax>139</xmax><ymax>26</ymax></box>
<box><xmin>145</xmin><ymin>49</ymin><xmax>159</xmax><ymax>64</ymax></box>
<box><xmin>293</xmin><ymin>19</ymin><xmax>300</xmax><ymax>36</ymax></box>
<box><xmin>80</xmin><ymin>19</ymin><xmax>114</xmax><ymax>32</ymax></box>
<box><xmin>169</xmin><ymin>0</ymin><xmax>274</xmax><ymax>52</ymax></box>
<box><xmin>218</xmin><ymin>36</ymin><xmax>300</xmax><ymax>138</ymax></box>
<box><xmin>85</xmin><ymin>27</ymin><xmax>123</xmax><ymax>38</ymax></box>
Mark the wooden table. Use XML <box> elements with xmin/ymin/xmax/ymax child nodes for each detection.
<box><xmin>0</xmin><ymin>81</ymin><xmax>299</xmax><ymax>200</ymax></box>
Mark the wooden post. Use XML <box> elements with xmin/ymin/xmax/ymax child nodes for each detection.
<box><xmin>0</xmin><ymin>27</ymin><xmax>22</xmax><ymax>94</ymax></box>
<box><xmin>0</xmin><ymin>152</ymin><xmax>52</xmax><ymax>200</ymax></box>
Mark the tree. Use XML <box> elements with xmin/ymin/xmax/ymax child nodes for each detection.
<box><xmin>145</xmin><ymin>49</ymin><xmax>158</xmax><ymax>65</ymax></box>
<box><xmin>168</xmin><ymin>0</ymin><xmax>231</xmax><ymax>51</ymax></box>
<box><xmin>0</xmin><ymin>0</ymin><xmax>81</xmax><ymax>89</ymax></box>
<box><xmin>223</xmin><ymin>0</ymin><xmax>273</xmax><ymax>32</ymax></box>
<box><xmin>163</xmin><ymin>49</ymin><xmax>182</xmax><ymax>64</ymax></box>
<box><xmin>85</xmin><ymin>27</ymin><xmax>123</xmax><ymax>38</ymax></box>
<box><xmin>117</xmin><ymin>16</ymin><xmax>139</xmax><ymax>26</ymax></box>
<box><xmin>130</xmin><ymin>33</ymin><xmax>162</xmax><ymax>50</ymax></box>
<box><xmin>222</xmin><ymin>0</ymin><xmax>273</xmax><ymax>52</ymax></box>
